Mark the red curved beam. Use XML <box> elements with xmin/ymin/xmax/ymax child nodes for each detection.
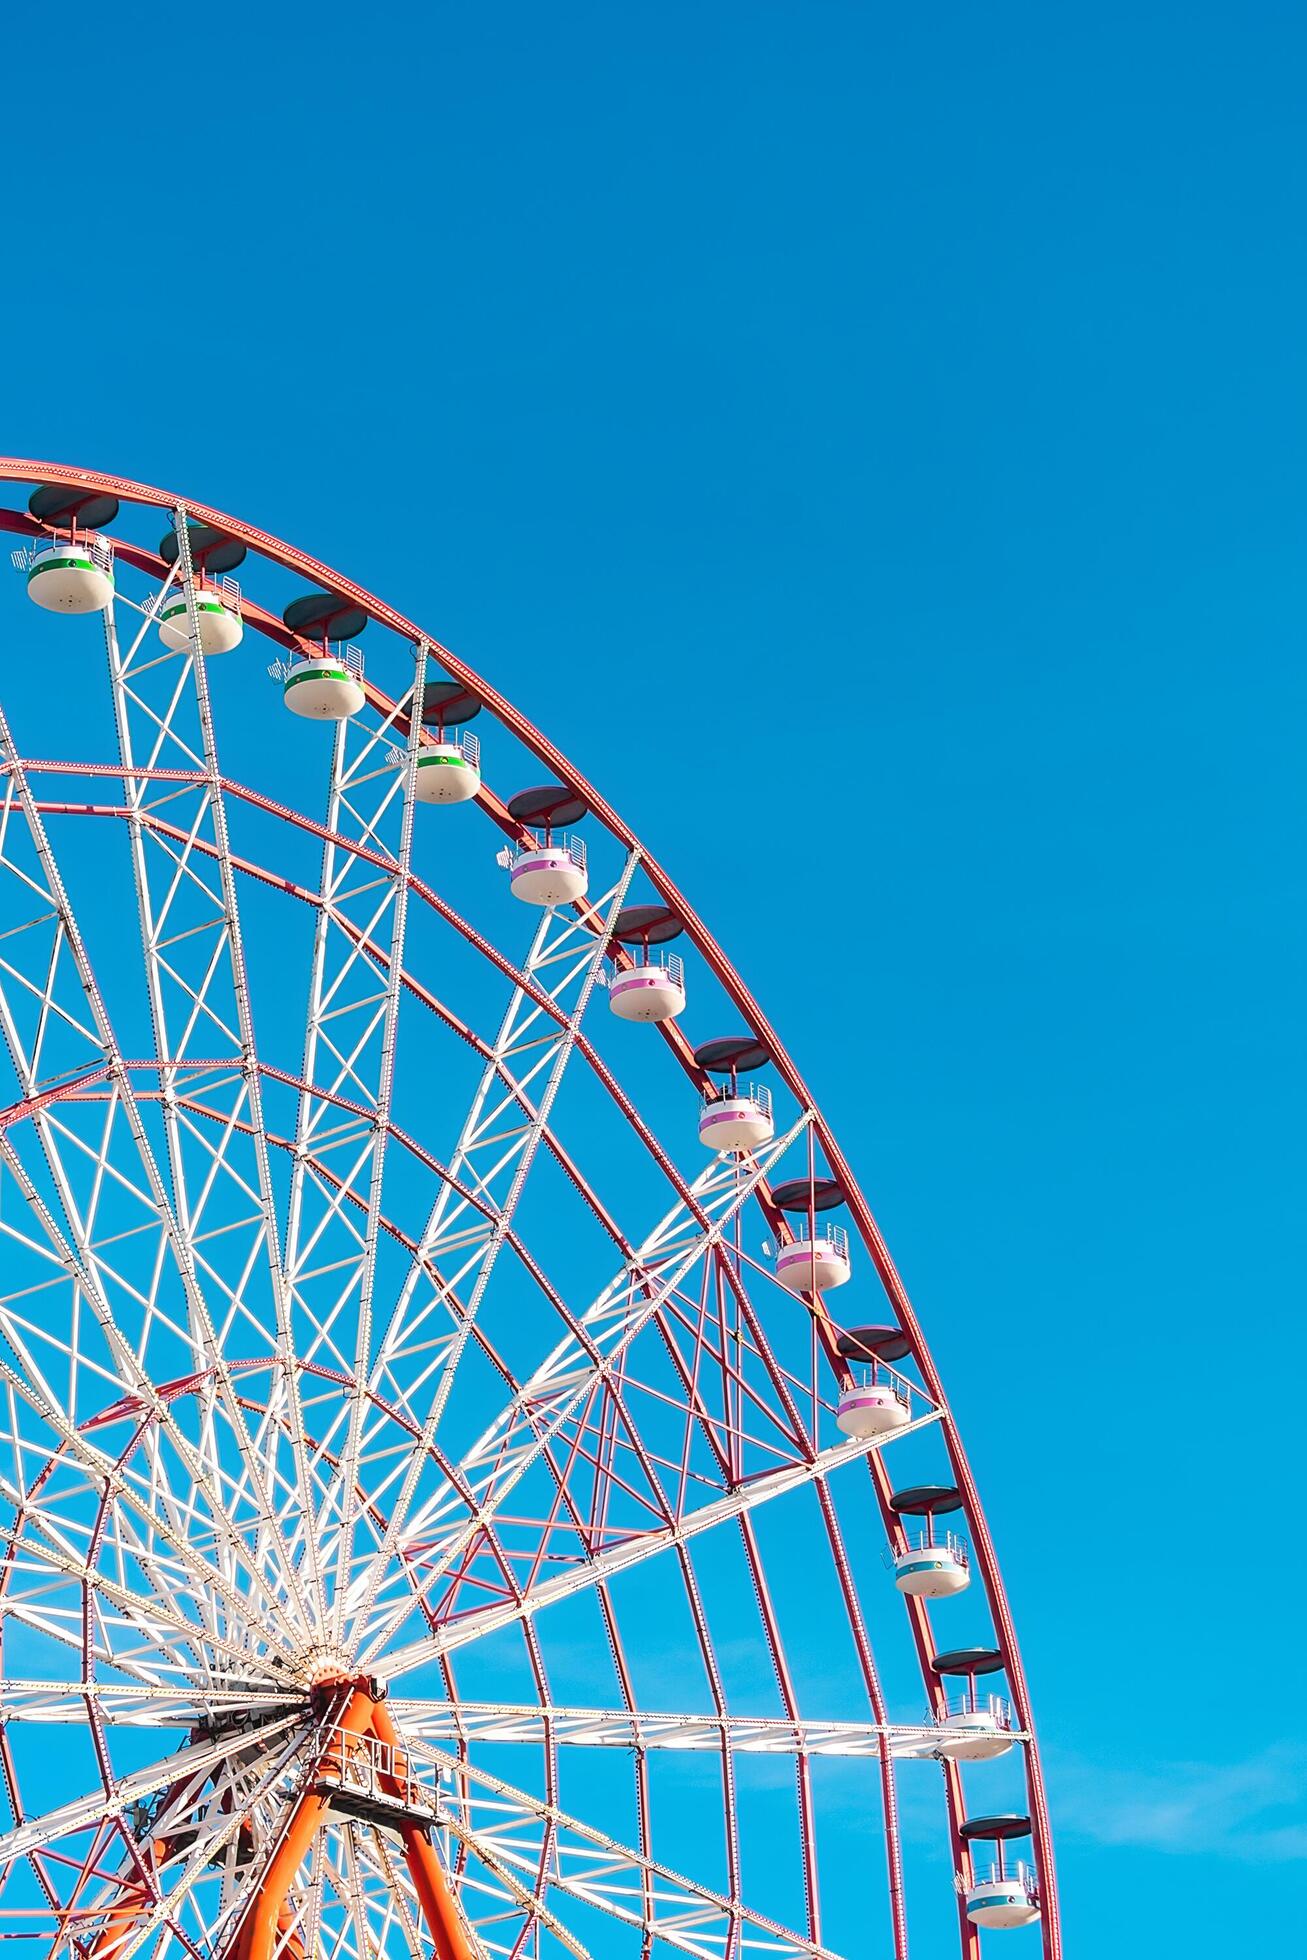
<box><xmin>0</xmin><ymin>457</ymin><xmax>1060</xmax><ymax>1958</ymax></box>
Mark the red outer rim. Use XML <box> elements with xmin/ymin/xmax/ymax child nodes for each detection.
<box><xmin>0</xmin><ymin>457</ymin><xmax>1060</xmax><ymax>1959</ymax></box>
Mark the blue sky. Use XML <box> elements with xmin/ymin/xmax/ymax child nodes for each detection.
<box><xmin>3</xmin><ymin>1</ymin><xmax>1305</xmax><ymax>1949</ymax></box>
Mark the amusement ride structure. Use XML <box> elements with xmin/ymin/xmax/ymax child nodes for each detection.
<box><xmin>0</xmin><ymin>462</ymin><xmax>1059</xmax><ymax>1960</ymax></box>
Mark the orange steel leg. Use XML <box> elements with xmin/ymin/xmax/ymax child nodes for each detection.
<box><xmin>232</xmin><ymin>1687</ymin><xmax>374</xmax><ymax>1960</ymax></box>
<box><xmin>224</xmin><ymin>1684</ymin><xmax>476</xmax><ymax>1960</ymax></box>
<box><xmin>369</xmin><ymin>1699</ymin><xmax>476</xmax><ymax>1960</ymax></box>
<box><xmin>399</xmin><ymin>1829</ymin><xmax>475</xmax><ymax>1960</ymax></box>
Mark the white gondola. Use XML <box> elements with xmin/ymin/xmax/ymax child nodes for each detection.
<box><xmin>609</xmin><ymin>952</ymin><xmax>686</xmax><ymax>1023</ymax></box>
<box><xmin>698</xmin><ymin>1084</ymin><xmax>773</xmax><ymax>1153</ymax></box>
<box><xmin>158</xmin><ymin>577</ymin><xmax>244</xmax><ymax>654</ymax></box>
<box><xmin>281</xmin><ymin>649</ymin><xmax>366</xmax><ymax>720</ymax></box>
<box><xmin>836</xmin><ymin>1374</ymin><xmax>910</xmax><ymax>1439</ymax></box>
<box><xmin>25</xmin><ymin>534</ymin><xmax>114</xmax><ymax>614</ymax></box>
<box><xmin>933</xmin><ymin>1693</ymin><xmax>1014</xmax><ymax>1762</ymax></box>
<box><xmin>401</xmin><ymin>732</ymin><xmax>481</xmax><ymax>804</ymax></box>
<box><xmin>892</xmin><ymin>1528</ymin><xmax>970</xmax><ymax>1598</ymax></box>
<box><xmin>416</xmin><ymin>736</ymin><xmax>480</xmax><ymax>804</ymax></box>
<box><xmin>508</xmin><ymin>835</ymin><xmax>588</xmax><ymax>907</ymax></box>
<box><xmin>965</xmin><ymin>1863</ymin><xmax>1041</xmax><ymax>1929</ymax></box>
<box><xmin>775</xmin><ymin>1225</ymin><xmax>851</xmax><ymax>1294</ymax></box>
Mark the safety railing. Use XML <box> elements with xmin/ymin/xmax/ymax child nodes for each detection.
<box><xmin>389</xmin><ymin>729</ymin><xmax>480</xmax><ymax>770</ymax></box>
<box><xmin>12</xmin><ymin>533</ymin><xmax>114</xmax><ymax>576</ymax></box>
<box><xmin>960</xmin><ymin>1859</ymin><xmax>1039</xmax><ymax>1901</ymax></box>
<box><xmin>783</xmin><ymin>1221</ymin><xmax>849</xmax><ymax>1259</ymax></box>
<box><xmin>164</xmin><ymin>572</ymin><xmax>241</xmax><ymax>614</ymax></box>
<box><xmin>269</xmin><ymin>643</ymin><xmax>365</xmax><ymax>684</ymax></box>
<box><xmin>311</xmin><ymin>1721</ymin><xmax>440</xmax><ymax>1818</ymax></box>
<box><xmin>702</xmin><ymin>1081</ymin><xmax>772</xmax><ymax>1119</ymax></box>
<box><xmin>509</xmin><ymin>831</ymin><xmax>586</xmax><ymax>871</ymax></box>
<box><xmin>891</xmin><ymin>1527</ymin><xmax>970</xmax><ymax>1565</ymax></box>
<box><xmin>615</xmin><ymin>949</ymin><xmax>684</xmax><ymax>985</ymax></box>
<box><xmin>935</xmin><ymin>1689</ymin><xmax>1012</xmax><ymax>1726</ymax></box>
<box><xmin>844</xmin><ymin>1365</ymin><xmax>910</xmax><ymax>1403</ymax></box>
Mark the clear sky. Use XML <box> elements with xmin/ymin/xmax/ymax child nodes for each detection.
<box><xmin>3</xmin><ymin>1</ymin><xmax>1304</xmax><ymax>1949</ymax></box>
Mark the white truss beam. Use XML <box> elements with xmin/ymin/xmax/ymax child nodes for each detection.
<box><xmin>346</xmin><ymin>860</ymin><xmax>640</xmax><ymax>1645</ymax></box>
<box><xmin>418</xmin><ymin>1743</ymin><xmax>840</xmax><ymax>1960</ymax></box>
<box><xmin>391</xmin><ymin>1700</ymin><xmax>979</xmax><ymax>1758</ymax></box>
<box><xmin>356</xmin><ymin>1120</ymin><xmax>812</xmax><ymax>1664</ymax></box>
<box><xmin>0</xmin><ymin>1714</ymin><xmax>303</xmax><ymax>1866</ymax></box>
<box><xmin>279</xmin><ymin>652</ymin><xmax>428</xmax><ymax>1637</ymax></box>
<box><xmin>380</xmin><ymin>1415</ymin><xmax>939</xmax><ymax>1675</ymax></box>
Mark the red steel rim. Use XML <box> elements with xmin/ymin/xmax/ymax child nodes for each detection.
<box><xmin>0</xmin><ymin>457</ymin><xmax>1060</xmax><ymax>1959</ymax></box>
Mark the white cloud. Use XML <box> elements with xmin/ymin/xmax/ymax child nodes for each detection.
<box><xmin>1051</xmin><ymin>1743</ymin><xmax>1307</xmax><ymax>1862</ymax></box>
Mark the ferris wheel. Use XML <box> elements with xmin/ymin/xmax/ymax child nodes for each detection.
<box><xmin>0</xmin><ymin>461</ymin><xmax>1060</xmax><ymax>1960</ymax></box>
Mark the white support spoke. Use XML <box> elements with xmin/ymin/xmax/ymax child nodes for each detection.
<box><xmin>380</xmin><ymin>1417</ymin><xmax>939</xmax><ymax>1676</ymax></box>
<box><xmin>422</xmin><ymin>1745</ymin><xmax>840</xmax><ymax>1960</ymax></box>
<box><xmin>2</xmin><ymin>1523</ymin><xmax>290</xmax><ymax>1681</ymax></box>
<box><xmin>377</xmin><ymin>862</ymin><xmax>638</xmax><ymax>1356</ymax></box>
<box><xmin>349</xmin><ymin>1828</ymin><xmax>433</xmax><ymax>1960</ymax></box>
<box><xmin>0</xmin><ymin>1137</ymin><xmax>303</xmax><ymax>1664</ymax></box>
<box><xmin>0</xmin><ymin>715</ymin><xmax>309</xmax><ymax>1652</ymax></box>
<box><xmin>391</xmin><ymin>1700</ymin><xmax>982</xmax><ymax>1758</ymax></box>
<box><xmin>280</xmin><ymin>661</ymin><xmax>428</xmax><ymax>1638</ymax></box>
<box><xmin>328</xmin><ymin>643</ymin><xmax>427</xmax><ymax>1646</ymax></box>
<box><xmin>345</xmin><ymin>857</ymin><xmax>640</xmax><ymax>1650</ymax></box>
<box><xmin>0</xmin><ymin>1680</ymin><xmax>297</xmax><ymax>1725</ymax></box>
<box><xmin>336</xmin><ymin>1825</ymin><xmax>380</xmax><ymax>1960</ymax></box>
<box><xmin>438</xmin><ymin>1826</ymin><xmax>588</xmax><ymax>1960</ymax></box>
<box><xmin>357</xmin><ymin>1121</ymin><xmax>811</xmax><ymax>1665</ymax></box>
<box><xmin>0</xmin><ymin>1714</ymin><xmax>304</xmax><ymax>1865</ymax></box>
<box><xmin>102</xmin><ymin>516</ymin><xmax>319</xmax><ymax>1637</ymax></box>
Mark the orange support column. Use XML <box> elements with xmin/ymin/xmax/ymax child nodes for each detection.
<box><xmin>369</xmin><ymin>1700</ymin><xmax>477</xmax><ymax>1960</ymax></box>
<box><xmin>231</xmin><ymin>1687</ymin><xmax>375</xmax><ymax>1960</ymax></box>
<box><xmin>400</xmin><ymin>1830</ymin><xmax>477</xmax><ymax>1960</ymax></box>
<box><xmin>209</xmin><ymin>1683</ymin><xmax>476</xmax><ymax>1960</ymax></box>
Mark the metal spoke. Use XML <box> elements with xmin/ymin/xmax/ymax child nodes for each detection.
<box><xmin>280</xmin><ymin>664</ymin><xmax>428</xmax><ymax>1640</ymax></box>
<box><xmin>380</xmin><ymin>1421</ymin><xmax>938</xmax><ymax>1675</ymax></box>
<box><xmin>420</xmin><ymin>1743</ymin><xmax>839</xmax><ymax>1960</ymax></box>
<box><xmin>345</xmin><ymin>859</ymin><xmax>639</xmax><ymax>1650</ymax></box>
<box><xmin>0</xmin><ymin>1680</ymin><xmax>296</xmax><ymax>1725</ymax></box>
<box><xmin>392</xmin><ymin>1699</ymin><xmax>1011</xmax><ymax>1757</ymax></box>
<box><xmin>0</xmin><ymin>460</ymin><xmax>1061</xmax><ymax>1960</ymax></box>
<box><xmin>0</xmin><ymin>717</ymin><xmax>307</xmax><ymax>1645</ymax></box>
<box><xmin>106</xmin><ymin>509</ymin><xmax>320</xmax><ymax>1633</ymax></box>
<box><xmin>0</xmin><ymin>1715</ymin><xmax>303</xmax><ymax>1865</ymax></box>
<box><xmin>357</xmin><ymin>1122</ymin><xmax>813</xmax><ymax>1663</ymax></box>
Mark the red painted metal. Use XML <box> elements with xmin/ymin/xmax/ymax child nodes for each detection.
<box><xmin>0</xmin><ymin>459</ymin><xmax>1060</xmax><ymax>1958</ymax></box>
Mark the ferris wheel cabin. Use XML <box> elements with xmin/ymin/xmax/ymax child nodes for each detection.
<box><xmin>21</xmin><ymin>486</ymin><xmax>120</xmax><ymax>614</ymax></box>
<box><xmin>158</xmin><ymin>582</ymin><xmax>244</xmax><ymax>654</ymax></box>
<box><xmin>400</xmin><ymin>679</ymin><xmax>483</xmax><ymax>803</ymax></box>
<box><xmin>607</xmin><ymin>904</ymin><xmax>687</xmax><ymax>1023</ymax></box>
<box><xmin>889</xmin><ymin>1484</ymin><xmax>971</xmax><ymax>1597</ymax></box>
<box><xmin>772</xmin><ymin>1176</ymin><xmax>853</xmax><ymax>1293</ymax></box>
<box><xmin>961</xmin><ymin>1817</ymin><xmax>1041</xmax><ymax>1929</ymax></box>
<box><xmin>693</xmin><ymin>1036</ymin><xmax>775</xmax><ymax>1152</ymax></box>
<box><xmin>930</xmin><ymin>1647</ymin><xmax>1016</xmax><ymax>1762</ymax></box>
<box><xmin>834</xmin><ymin>1332</ymin><xmax>917</xmax><ymax>1442</ymax></box>
<box><xmin>504</xmin><ymin>786</ymin><xmax>590</xmax><ymax>905</ymax></box>
<box><xmin>156</xmin><ymin>522</ymin><xmax>246</xmax><ymax>653</ymax></box>
<box><xmin>279</xmin><ymin>592</ymin><xmax>370</xmax><ymax>719</ymax></box>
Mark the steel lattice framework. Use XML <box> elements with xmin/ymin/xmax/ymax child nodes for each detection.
<box><xmin>0</xmin><ymin>461</ymin><xmax>1060</xmax><ymax>1960</ymax></box>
